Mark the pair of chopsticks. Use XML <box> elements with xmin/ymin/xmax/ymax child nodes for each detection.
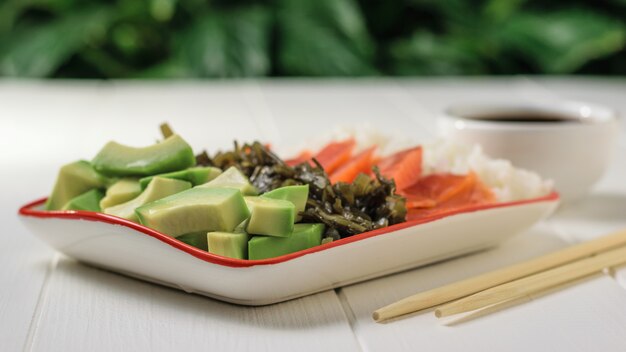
<box><xmin>373</xmin><ymin>228</ymin><xmax>626</xmax><ymax>323</ymax></box>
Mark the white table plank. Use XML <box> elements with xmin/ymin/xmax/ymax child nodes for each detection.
<box><xmin>529</xmin><ymin>77</ymin><xmax>626</xmax><ymax>146</ymax></box>
<box><xmin>0</xmin><ymin>80</ymin><xmax>109</xmax><ymax>351</ymax></box>
<box><xmin>529</xmin><ymin>77</ymin><xmax>626</xmax><ymax>114</ymax></box>
<box><xmin>8</xmin><ymin>83</ymin><xmax>358</xmax><ymax>351</ymax></box>
<box><xmin>547</xmin><ymin>145</ymin><xmax>626</xmax><ymax>288</ymax></box>
<box><xmin>28</xmin><ymin>258</ymin><xmax>360</xmax><ymax>352</ymax></box>
<box><xmin>4</xmin><ymin>79</ymin><xmax>626</xmax><ymax>352</ymax></box>
<box><xmin>335</xmin><ymin>78</ymin><xmax>626</xmax><ymax>351</ymax></box>
<box><xmin>547</xmin><ymin>149</ymin><xmax>626</xmax><ymax>242</ymax></box>
<box><xmin>4</xmin><ymin>81</ymin><xmax>359</xmax><ymax>352</ymax></box>
<box><xmin>0</xmin><ymin>80</ymin><xmax>274</xmax><ymax>164</ymax></box>
<box><xmin>337</xmin><ymin>225</ymin><xmax>626</xmax><ymax>351</ymax></box>
<box><xmin>256</xmin><ymin>80</ymin><xmax>432</xmax><ymax>156</ymax></box>
<box><xmin>0</xmin><ymin>189</ymin><xmax>54</xmax><ymax>352</ymax></box>
<box><xmin>397</xmin><ymin>77</ymin><xmax>550</xmax><ymax>113</ymax></box>
<box><xmin>527</xmin><ymin>78</ymin><xmax>626</xmax><ymax>289</ymax></box>
<box><xmin>76</xmin><ymin>82</ymin><xmax>272</xmax><ymax>156</ymax></box>
<box><xmin>0</xmin><ymin>81</ymin><xmax>114</xmax><ymax>167</ymax></box>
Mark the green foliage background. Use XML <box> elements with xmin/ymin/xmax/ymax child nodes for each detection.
<box><xmin>0</xmin><ymin>0</ymin><xmax>624</xmax><ymax>78</ymax></box>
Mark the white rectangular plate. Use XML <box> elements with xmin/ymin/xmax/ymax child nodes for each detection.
<box><xmin>19</xmin><ymin>193</ymin><xmax>559</xmax><ymax>305</ymax></box>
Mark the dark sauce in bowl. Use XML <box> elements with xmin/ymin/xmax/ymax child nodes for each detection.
<box><xmin>464</xmin><ymin>112</ymin><xmax>583</xmax><ymax>123</ymax></box>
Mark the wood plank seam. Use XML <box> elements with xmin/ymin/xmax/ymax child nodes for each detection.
<box><xmin>22</xmin><ymin>253</ymin><xmax>59</xmax><ymax>352</ymax></box>
<box><xmin>382</xmin><ymin>82</ymin><xmax>437</xmax><ymax>136</ymax></box>
<box><xmin>549</xmin><ymin>211</ymin><xmax>626</xmax><ymax>295</ymax></box>
<box><xmin>240</xmin><ymin>81</ymin><xmax>282</xmax><ymax>146</ymax></box>
<box><xmin>247</xmin><ymin>81</ymin><xmax>364</xmax><ymax>350</ymax></box>
<box><xmin>336</xmin><ymin>288</ymin><xmax>366</xmax><ymax>352</ymax></box>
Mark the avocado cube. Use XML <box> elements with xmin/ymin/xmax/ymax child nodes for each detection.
<box><xmin>177</xmin><ymin>232</ymin><xmax>209</xmax><ymax>251</ymax></box>
<box><xmin>100</xmin><ymin>178</ymin><xmax>142</xmax><ymax>209</ymax></box>
<box><xmin>139</xmin><ymin>166</ymin><xmax>222</xmax><ymax>190</ymax></box>
<box><xmin>46</xmin><ymin>160</ymin><xmax>107</xmax><ymax>210</ymax></box>
<box><xmin>245</xmin><ymin>197</ymin><xmax>295</xmax><ymax>237</ymax></box>
<box><xmin>104</xmin><ymin>177</ymin><xmax>191</xmax><ymax>222</ymax></box>
<box><xmin>261</xmin><ymin>185</ymin><xmax>309</xmax><ymax>221</ymax></box>
<box><xmin>92</xmin><ymin>134</ymin><xmax>196</xmax><ymax>177</ymax></box>
<box><xmin>62</xmin><ymin>189</ymin><xmax>105</xmax><ymax>212</ymax></box>
<box><xmin>135</xmin><ymin>187</ymin><xmax>250</xmax><ymax>238</ymax></box>
<box><xmin>197</xmin><ymin>166</ymin><xmax>258</xmax><ymax>196</ymax></box>
<box><xmin>207</xmin><ymin>231</ymin><xmax>249</xmax><ymax>259</ymax></box>
<box><xmin>248</xmin><ymin>223</ymin><xmax>325</xmax><ymax>260</ymax></box>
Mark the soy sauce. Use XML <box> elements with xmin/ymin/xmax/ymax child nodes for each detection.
<box><xmin>466</xmin><ymin>112</ymin><xmax>581</xmax><ymax>123</ymax></box>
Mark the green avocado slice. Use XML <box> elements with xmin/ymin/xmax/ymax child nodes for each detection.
<box><xmin>207</xmin><ymin>219</ymin><xmax>249</xmax><ymax>258</ymax></box>
<box><xmin>207</xmin><ymin>231</ymin><xmax>249</xmax><ymax>259</ymax></box>
<box><xmin>100</xmin><ymin>178</ymin><xmax>142</xmax><ymax>209</ymax></box>
<box><xmin>46</xmin><ymin>160</ymin><xmax>107</xmax><ymax>210</ymax></box>
<box><xmin>139</xmin><ymin>166</ymin><xmax>222</xmax><ymax>190</ymax></box>
<box><xmin>92</xmin><ymin>134</ymin><xmax>196</xmax><ymax>177</ymax></box>
<box><xmin>245</xmin><ymin>197</ymin><xmax>295</xmax><ymax>237</ymax></box>
<box><xmin>135</xmin><ymin>187</ymin><xmax>250</xmax><ymax>238</ymax></box>
<box><xmin>177</xmin><ymin>232</ymin><xmax>209</xmax><ymax>251</ymax></box>
<box><xmin>261</xmin><ymin>185</ymin><xmax>309</xmax><ymax>221</ymax></box>
<box><xmin>104</xmin><ymin>177</ymin><xmax>191</xmax><ymax>222</ymax></box>
<box><xmin>62</xmin><ymin>189</ymin><xmax>105</xmax><ymax>212</ymax></box>
<box><xmin>196</xmin><ymin>166</ymin><xmax>258</xmax><ymax>196</ymax></box>
<box><xmin>248</xmin><ymin>223</ymin><xmax>325</xmax><ymax>260</ymax></box>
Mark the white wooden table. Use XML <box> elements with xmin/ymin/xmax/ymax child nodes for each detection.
<box><xmin>2</xmin><ymin>78</ymin><xmax>626</xmax><ymax>352</ymax></box>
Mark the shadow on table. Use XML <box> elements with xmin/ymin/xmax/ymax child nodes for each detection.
<box><xmin>28</xmin><ymin>204</ymin><xmax>581</xmax><ymax>331</ymax></box>
<box><xmin>51</xmin><ymin>257</ymin><xmax>346</xmax><ymax>330</ymax></box>
<box><xmin>553</xmin><ymin>192</ymin><xmax>626</xmax><ymax>222</ymax></box>
<box><xmin>340</xmin><ymin>225</ymin><xmax>568</xmax><ymax>322</ymax></box>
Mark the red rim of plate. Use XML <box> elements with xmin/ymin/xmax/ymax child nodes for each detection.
<box><xmin>18</xmin><ymin>192</ymin><xmax>559</xmax><ymax>268</ymax></box>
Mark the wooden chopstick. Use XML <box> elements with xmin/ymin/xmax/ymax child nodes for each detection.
<box><xmin>435</xmin><ymin>244</ymin><xmax>626</xmax><ymax>317</ymax></box>
<box><xmin>372</xmin><ymin>228</ymin><xmax>626</xmax><ymax>323</ymax></box>
<box><xmin>438</xmin><ymin>281</ymin><xmax>577</xmax><ymax>326</ymax></box>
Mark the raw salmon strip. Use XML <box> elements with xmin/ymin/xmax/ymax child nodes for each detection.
<box><xmin>405</xmin><ymin>172</ymin><xmax>496</xmax><ymax>220</ymax></box>
<box><xmin>330</xmin><ymin>146</ymin><xmax>377</xmax><ymax>184</ymax></box>
<box><xmin>377</xmin><ymin>147</ymin><xmax>423</xmax><ymax>191</ymax></box>
<box><xmin>285</xmin><ymin>150</ymin><xmax>313</xmax><ymax>166</ymax></box>
<box><xmin>313</xmin><ymin>139</ymin><xmax>356</xmax><ymax>174</ymax></box>
<box><xmin>402</xmin><ymin>173</ymin><xmax>476</xmax><ymax>205</ymax></box>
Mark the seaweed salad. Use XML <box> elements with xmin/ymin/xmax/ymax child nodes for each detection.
<box><xmin>195</xmin><ymin>141</ymin><xmax>407</xmax><ymax>240</ymax></box>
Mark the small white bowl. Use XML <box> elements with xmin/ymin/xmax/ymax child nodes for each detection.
<box><xmin>439</xmin><ymin>101</ymin><xmax>619</xmax><ymax>202</ymax></box>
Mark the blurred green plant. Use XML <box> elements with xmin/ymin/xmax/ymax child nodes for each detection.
<box><xmin>0</xmin><ymin>0</ymin><xmax>624</xmax><ymax>78</ymax></box>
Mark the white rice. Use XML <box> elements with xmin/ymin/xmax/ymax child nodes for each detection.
<box><xmin>283</xmin><ymin>123</ymin><xmax>415</xmax><ymax>158</ymax></box>
<box><xmin>421</xmin><ymin>140</ymin><xmax>553</xmax><ymax>202</ymax></box>
<box><xmin>295</xmin><ymin>125</ymin><xmax>553</xmax><ymax>203</ymax></box>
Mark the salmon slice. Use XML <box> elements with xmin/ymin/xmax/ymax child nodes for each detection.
<box><xmin>330</xmin><ymin>146</ymin><xmax>377</xmax><ymax>184</ymax></box>
<box><xmin>285</xmin><ymin>151</ymin><xmax>313</xmax><ymax>167</ymax></box>
<box><xmin>401</xmin><ymin>173</ymin><xmax>470</xmax><ymax>209</ymax></box>
<box><xmin>436</xmin><ymin>172</ymin><xmax>495</xmax><ymax>208</ymax></box>
<box><xmin>313</xmin><ymin>139</ymin><xmax>356</xmax><ymax>174</ymax></box>
<box><xmin>445</xmin><ymin>175</ymin><xmax>496</xmax><ymax>207</ymax></box>
<box><xmin>405</xmin><ymin>172</ymin><xmax>496</xmax><ymax>221</ymax></box>
<box><xmin>404</xmin><ymin>196</ymin><xmax>437</xmax><ymax>209</ymax></box>
<box><xmin>402</xmin><ymin>173</ymin><xmax>476</xmax><ymax>205</ymax></box>
<box><xmin>376</xmin><ymin>146</ymin><xmax>422</xmax><ymax>191</ymax></box>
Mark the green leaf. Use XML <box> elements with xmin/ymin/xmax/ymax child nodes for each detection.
<box><xmin>150</xmin><ymin>0</ymin><xmax>177</xmax><ymax>22</ymax></box>
<box><xmin>135</xmin><ymin>56</ymin><xmax>194</xmax><ymax>79</ymax></box>
<box><xmin>0</xmin><ymin>6</ymin><xmax>112</xmax><ymax>77</ymax></box>
<box><xmin>482</xmin><ymin>0</ymin><xmax>527</xmax><ymax>23</ymax></box>
<box><xmin>277</xmin><ymin>0</ymin><xmax>376</xmax><ymax>76</ymax></box>
<box><xmin>176</xmin><ymin>6</ymin><xmax>271</xmax><ymax>78</ymax></box>
<box><xmin>390</xmin><ymin>31</ymin><xmax>485</xmax><ymax>75</ymax></box>
<box><xmin>498</xmin><ymin>10</ymin><xmax>626</xmax><ymax>73</ymax></box>
<box><xmin>407</xmin><ymin>0</ymin><xmax>479</xmax><ymax>30</ymax></box>
<box><xmin>0</xmin><ymin>0</ymin><xmax>26</xmax><ymax>33</ymax></box>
